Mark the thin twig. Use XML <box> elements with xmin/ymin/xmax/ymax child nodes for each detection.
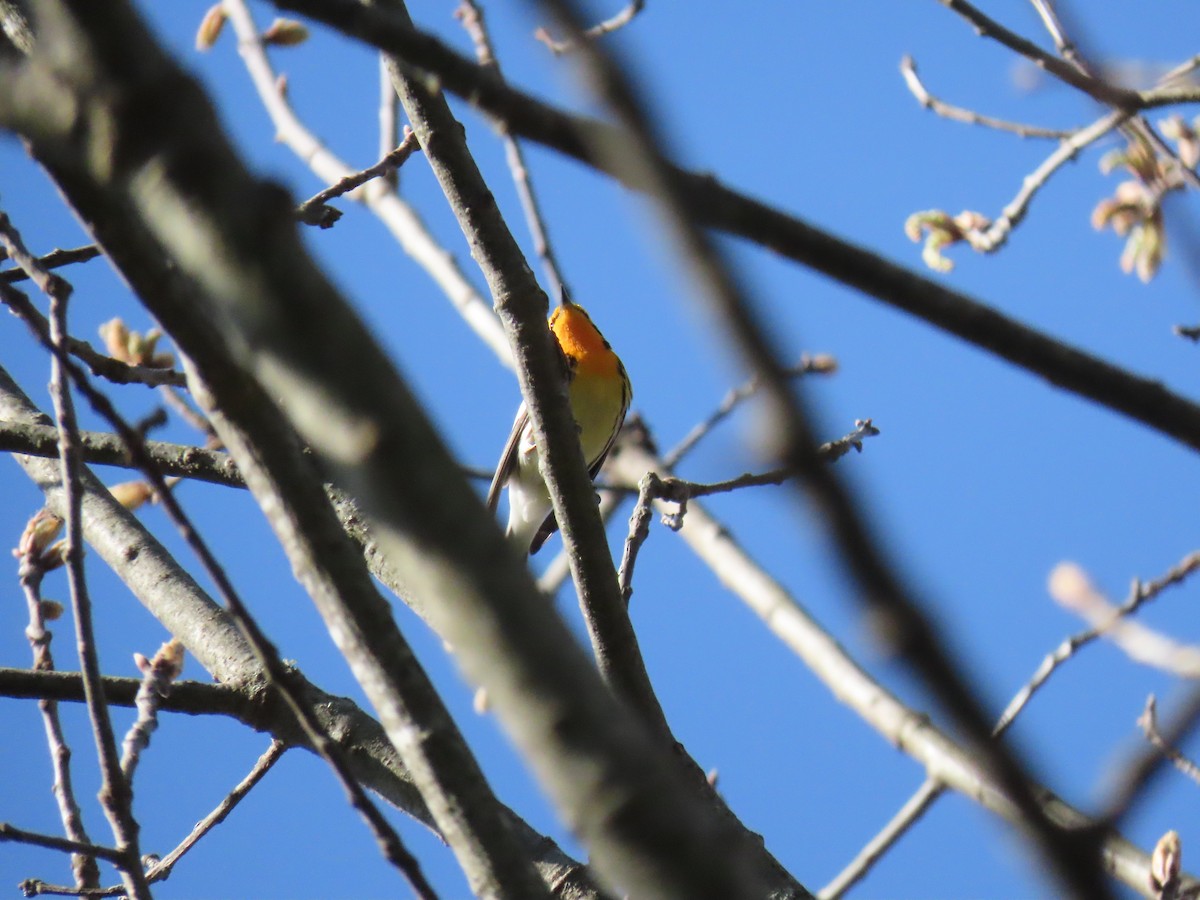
<box><xmin>139</xmin><ymin>740</ymin><xmax>288</xmax><ymax>888</ymax></box>
<box><xmin>1103</xmin><ymin>686</ymin><xmax>1200</xmax><ymax>826</ymax></box>
<box><xmin>0</xmin><ymin>245</ymin><xmax>102</xmax><ymax>284</ymax></box>
<box><xmin>937</xmin><ymin>0</ymin><xmax>1138</xmax><ymax>108</ymax></box>
<box><xmin>967</xmin><ymin>109</ymin><xmax>1130</xmax><ymax>253</ymax></box>
<box><xmin>997</xmin><ymin>551</ymin><xmax>1200</xmax><ymax>733</ymax></box>
<box><xmin>456</xmin><ymin>0</ymin><xmax>570</xmax><ymax>301</ymax></box>
<box><xmin>14</xmin><ymin>512</ymin><xmax>100</xmax><ymax>890</ymax></box>
<box><xmin>1139</xmin><ymin>696</ymin><xmax>1200</xmax><ymax>787</ymax></box>
<box><xmin>615</xmin><ymin>471</ymin><xmax>659</xmax><ymax>604</ymax></box>
<box><xmin>818</xmin><ymin>778</ymin><xmax>943</xmax><ymax>899</ymax></box>
<box><xmin>901</xmin><ymin>55</ymin><xmax>1070</xmax><ymax>139</ymax></box>
<box><xmin>618</xmin><ymin>420</ymin><xmax>879</xmax><ymax>604</ymax></box>
<box><xmin>295</xmin><ymin>128</ymin><xmax>421</xmax><ymax>226</ymax></box>
<box><xmin>663</xmin><ymin>354</ymin><xmax>838</xmax><ymax>468</ymax></box>
<box><xmin>1158</xmin><ymin>53</ymin><xmax>1200</xmax><ymax>89</ymax></box>
<box><xmin>534</xmin><ymin>0</ymin><xmax>645</xmax><ymax>55</ymax></box>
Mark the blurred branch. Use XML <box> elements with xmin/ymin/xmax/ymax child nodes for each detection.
<box><xmin>271</xmin><ymin>0</ymin><xmax>1200</xmax><ymax>460</ymax></box>
<box><xmin>1139</xmin><ymin>697</ymin><xmax>1200</xmax><ymax>788</ymax></box>
<box><xmin>1049</xmin><ymin>562</ymin><xmax>1200</xmax><ymax>678</ymax></box>
<box><xmin>534</xmin><ymin>0</ymin><xmax>645</xmax><ymax>55</ymax></box>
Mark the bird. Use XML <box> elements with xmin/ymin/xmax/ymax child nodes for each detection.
<box><xmin>486</xmin><ymin>295</ymin><xmax>631</xmax><ymax>554</ymax></box>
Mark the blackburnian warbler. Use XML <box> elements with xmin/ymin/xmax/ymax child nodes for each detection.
<box><xmin>486</xmin><ymin>296</ymin><xmax>631</xmax><ymax>554</ymax></box>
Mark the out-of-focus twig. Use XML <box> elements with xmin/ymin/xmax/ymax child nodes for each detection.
<box><xmin>534</xmin><ymin>0</ymin><xmax>645</xmax><ymax>55</ymax></box>
<box><xmin>1139</xmin><ymin>696</ymin><xmax>1200</xmax><ymax>787</ymax></box>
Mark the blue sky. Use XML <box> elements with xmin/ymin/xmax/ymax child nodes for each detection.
<box><xmin>2</xmin><ymin>1</ymin><xmax>1200</xmax><ymax>897</ymax></box>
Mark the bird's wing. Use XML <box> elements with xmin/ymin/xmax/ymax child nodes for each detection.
<box><xmin>486</xmin><ymin>403</ymin><xmax>528</xmax><ymax>512</ymax></box>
